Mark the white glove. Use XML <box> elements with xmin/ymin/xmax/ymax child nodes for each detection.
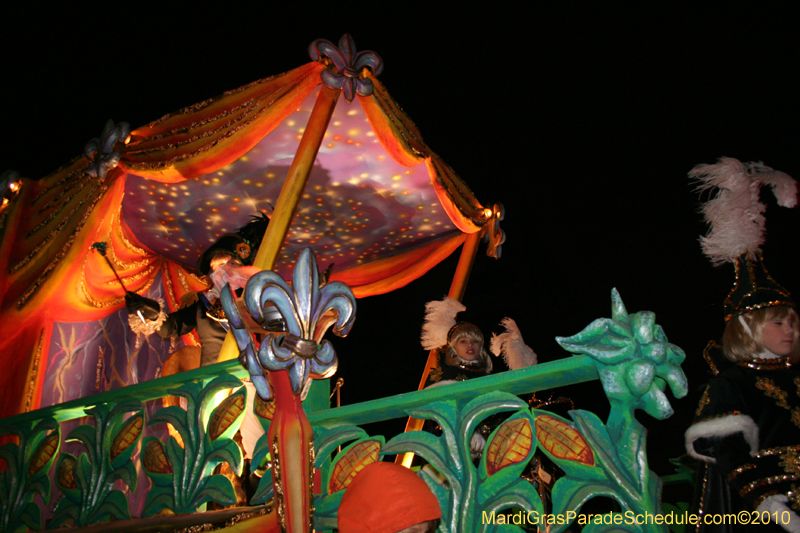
<box><xmin>757</xmin><ymin>495</ymin><xmax>800</xmax><ymax>533</ymax></box>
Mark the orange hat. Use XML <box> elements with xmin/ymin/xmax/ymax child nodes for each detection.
<box><xmin>337</xmin><ymin>462</ymin><xmax>441</xmax><ymax>533</ymax></box>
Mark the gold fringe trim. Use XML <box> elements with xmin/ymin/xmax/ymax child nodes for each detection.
<box><xmin>37</xmin><ymin>173</ymin><xmax>88</xmax><ymax>215</ymax></box>
<box><xmin>11</xmin><ymin>182</ymin><xmax>101</xmax><ymax>274</ymax></box>
<box><xmin>17</xmin><ymin>185</ymin><xmax>108</xmax><ymax>308</ymax></box>
<box><xmin>35</xmin><ymin>158</ymin><xmax>88</xmax><ymax>199</ymax></box>
<box><xmin>740</xmin><ymin>472</ymin><xmax>800</xmax><ymax>498</ymax></box>
<box><xmin>756</xmin><ymin>445</ymin><xmax>800</xmax><ymax>458</ymax></box>
<box><xmin>189</xmin><ymin>271</ymin><xmax>209</xmax><ymax>286</ymax></box>
<box><xmin>177</xmin><ymin>268</ymin><xmax>191</xmax><ymax>293</ymax></box>
<box><xmin>126</xmin><ymin>88</ymin><xmax>287</xmax><ymax>172</ymax></box>
<box><xmin>163</xmin><ymin>266</ymin><xmax>179</xmax><ymax>311</ymax></box>
<box><xmin>695</xmin><ymin>386</ymin><xmax>711</xmax><ymax>416</ymax></box>
<box><xmin>24</xmin><ymin>330</ymin><xmax>45</xmax><ymax>413</ymax></box>
<box><xmin>105</xmin><ymin>264</ymin><xmax>157</xmax><ymax>286</ymax></box>
<box><xmin>144</xmin><ymin>69</ymin><xmax>286</xmax><ymax>129</ymax></box>
<box><xmin>114</xmin><ymin>204</ymin><xmax>147</xmax><ymax>256</ymax></box>
<box><xmin>727</xmin><ymin>463</ymin><xmax>757</xmax><ymax>482</ymax></box>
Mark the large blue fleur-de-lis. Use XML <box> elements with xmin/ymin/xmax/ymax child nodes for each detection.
<box><xmin>222</xmin><ymin>248</ymin><xmax>356</xmax><ymax>400</ymax></box>
<box><xmin>309</xmin><ymin>34</ymin><xmax>383</xmax><ymax>102</ymax></box>
<box><xmin>84</xmin><ymin>119</ymin><xmax>130</xmax><ymax>180</ymax></box>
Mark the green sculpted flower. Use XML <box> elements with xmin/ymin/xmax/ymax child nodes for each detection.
<box><xmin>556</xmin><ymin>288</ymin><xmax>687</xmax><ymax>424</ymax></box>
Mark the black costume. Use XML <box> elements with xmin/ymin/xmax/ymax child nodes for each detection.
<box><xmin>423</xmin><ymin>348</ymin><xmax>490</xmax><ymax>388</ymax></box>
<box><xmin>687</xmin><ymin>358</ymin><xmax>800</xmax><ymax>531</ymax></box>
<box><xmin>156</xmin><ymin>299</ymin><xmax>227</xmax><ymax>367</ymax></box>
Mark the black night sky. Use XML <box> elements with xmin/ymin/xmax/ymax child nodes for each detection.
<box><xmin>2</xmin><ymin>5</ymin><xmax>799</xmax><ymax>477</ymax></box>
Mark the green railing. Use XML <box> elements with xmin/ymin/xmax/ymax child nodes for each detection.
<box><xmin>0</xmin><ymin>290</ymin><xmax>690</xmax><ymax>533</ymax></box>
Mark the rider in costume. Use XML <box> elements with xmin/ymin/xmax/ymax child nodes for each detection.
<box><xmin>685</xmin><ymin>158</ymin><xmax>800</xmax><ymax>532</ymax></box>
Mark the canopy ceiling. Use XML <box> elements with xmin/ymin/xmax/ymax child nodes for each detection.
<box><xmin>0</xmin><ymin>42</ymin><xmax>500</xmax><ymax>418</ymax></box>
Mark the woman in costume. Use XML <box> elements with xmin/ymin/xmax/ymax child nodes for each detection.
<box><xmin>685</xmin><ymin>158</ymin><xmax>800</xmax><ymax>532</ymax></box>
<box><xmin>420</xmin><ymin>298</ymin><xmax>537</xmax><ymax>388</ymax></box>
<box><xmin>423</xmin><ymin>321</ymin><xmax>493</xmax><ymax>387</ymax></box>
<box><xmin>419</xmin><ymin>297</ymin><xmax>537</xmax><ymax>459</ymax></box>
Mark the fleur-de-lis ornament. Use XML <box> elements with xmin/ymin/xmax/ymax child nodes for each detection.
<box><xmin>484</xmin><ymin>202</ymin><xmax>506</xmax><ymax>259</ymax></box>
<box><xmin>222</xmin><ymin>247</ymin><xmax>356</xmax><ymax>400</ymax></box>
<box><xmin>222</xmin><ymin>249</ymin><xmax>355</xmax><ymax>532</ymax></box>
<box><xmin>309</xmin><ymin>34</ymin><xmax>383</xmax><ymax>102</ymax></box>
<box><xmin>84</xmin><ymin>120</ymin><xmax>130</xmax><ymax>180</ymax></box>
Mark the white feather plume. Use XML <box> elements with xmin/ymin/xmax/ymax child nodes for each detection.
<box><xmin>420</xmin><ymin>296</ymin><xmax>466</xmax><ymax>350</ymax></box>
<box><xmin>490</xmin><ymin>318</ymin><xmax>537</xmax><ymax>370</ymax></box>
<box><xmin>690</xmin><ymin>157</ymin><xmax>797</xmax><ymax>266</ymax></box>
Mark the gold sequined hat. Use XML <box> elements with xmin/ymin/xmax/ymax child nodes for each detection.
<box><xmin>723</xmin><ymin>251</ymin><xmax>794</xmax><ymax>321</ymax></box>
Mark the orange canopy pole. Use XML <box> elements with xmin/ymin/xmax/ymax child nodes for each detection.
<box><xmin>446</xmin><ymin>229</ymin><xmax>481</xmax><ymax>302</ymax></box>
<box><xmin>398</xmin><ymin>230</ymin><xmax>482</xmax><ymax>467</ymax></box>
<box><xmin>254</xmin><ymin>85</ymin><xmax>341</xmax><ymax>272</ymax></box>
<box><xmin>217</xmin><ymin>85</ymin><xmax>341</xmax><ymax>364</ymax></box>
<box><xmin>220</xmin><ymin>84</ymin><xmax>340</xmax><ymax>533</ymax></box>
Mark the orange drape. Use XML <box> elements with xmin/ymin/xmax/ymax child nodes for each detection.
<box><xmin>0</xmin><ymin>60</ymin><xmax>490</xmax><ymax>418</ymax></box>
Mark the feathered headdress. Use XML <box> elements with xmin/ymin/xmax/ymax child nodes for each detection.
<box><xmin>691</xmin><ymin>157</ymin><xmax>797</xmax><ymax>320</ymax></box>
<box><xmin>197</xmin><ymin>212</ymin><xmax>270</xmax><ymax>275</ymax></box>
<box><xmin>490</xmin><ymin>318</ymin><xmax>538</xmax><ymax>370</ymax></box>
<box><xmin>420</xmin><ymin>296</ymin><xmax>466</xmax><ymax>350</ymax></box>
<box><xmin>691</xmin><ymin>157</ymin><xmax>796</xmax><ymax>266</ymax></box>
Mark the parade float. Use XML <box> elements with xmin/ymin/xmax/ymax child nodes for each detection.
<box><xmin>0</xmin><ymin>36</ymin><xmax>688</xmax><ymax>532</ymax></box>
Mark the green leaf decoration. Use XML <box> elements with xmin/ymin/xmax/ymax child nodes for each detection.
<box><xmin>550</xmin><ymin>477</ymin><xmax>619</xmax><ymax>529</ymax></box>
<box><xmin>250</xmin><ymin>470</ymin><xmax>275</xmax><ymax>506</ymax></box>
<box><xmin>313</xmin><ymin>491</ymin><xmax>344</xmax><ymax>530</ymax></box>
<box><xmin>481</xmin><ymin>476</ymin><xmax>542</xmax><ymax>512</ymax></box>
<box><xmin>207</xmin><ymin>439</ymin><xmax>244</xmax><ymax>475</ymax></box>
<box><xmin>315</xmin><ymin>425</ymin><xmax>368</xmax><ymax>465</ymax></box>
<box><xmin>406</xmin><ymin>400</ymin><xmax>460</xmax><ymax>459</ymax></box>
<box><xmin>192</xmin><ymin>474</ymin><xmax>237</xmax><ymax>508</ymax></box>
<box><xmin>250</xmin><ymin>433</ymin><xmax>272</xmax><ymax>474</ymax></box>
<box><xmin>141</xmin><ymin>486</ymin><xmax>174</xmax><ymax>518</ymax></box>
<box><xmin>143</xmin><ymin>373</ymin><xmax>245</xmax><ymax>515</ymax></box>
<box><xmin>381</xmin><ymin>431</ymin><xmax>454</xmax><ymax>484</ymax></box>
<box><xmin>383</xmin><ymin>392</ymin><xmax>543</xmax><ymax>532</ymax></box>
<box><xmin>47</xmin><ymin>401</ymin><xmax>143</xmax><ymax>527</ymax></box>
<box><xmin>0</xmin><ymin>418</ymin><xmax>60</xmax><ymax>533</ymax></box>
<box><xmin>148</xmin><ymin>406</ymin><xmax>190</xmax><ymax>440</ymax></box>
<box><xmin>111</xmin><ymin>461</ymin><xmax>139</xmax><ymax>493</ymax></box>
<box><xmin>68</xmin><ymin>422</ymin><xmax>97</xmax><ymax>447</ymax></box>
<box><xmin>570</xmin><ymin>410</ymin><xmax>648</xmax><ymax>506</ymax></box>
<box><xmin>418</xmin><ymin>467</ymin><xmax>450</xmax><ymax>528</ymax></box>
<box><xmin>92</xmin><ymin>490</ymin><xmax>132</xmax><ymax>524</ymax></box>
<box><xmin>18</xmin><ymin>502</ymin><xmax>41</xmax><ymax>532</ymax></box>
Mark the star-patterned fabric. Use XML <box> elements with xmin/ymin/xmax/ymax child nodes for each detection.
<box><xmin>0</xmin><ymin>61</ymin><xmax>490</xmax><ymax>417</ymax></box>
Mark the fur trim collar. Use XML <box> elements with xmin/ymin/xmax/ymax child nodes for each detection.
<box><xmin>685</xmin><ymin>413</ymin><xmax>759</xmax><ymax>463</ymax></box>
